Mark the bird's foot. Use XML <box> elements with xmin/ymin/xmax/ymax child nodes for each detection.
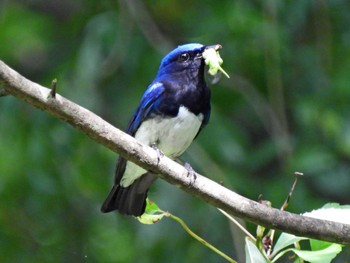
<box><xmin>184</xmin><ymin>162</ymin><xmax>197</xmax><ymax>186</ymax></box>
<box><xmin>150</xmin><ymin>143</ymin><xmax>164</xmax><ymax>164</ymax></box>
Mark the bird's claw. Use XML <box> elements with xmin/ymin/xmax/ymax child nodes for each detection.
<box><xmin>184</xmin><ymin>162</ymin><xmax>197</xmax><ymax>186</ymax></box>
<box><xmin>151</xmin><ymin>143</ymin><xmax>164</xmax><ymax>164</ymax></box>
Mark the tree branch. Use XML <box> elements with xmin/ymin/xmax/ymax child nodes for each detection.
<box><xmin>1</xmin><ymin>60</ymin><xmax>349</xmax><ymax>245</ymax></box>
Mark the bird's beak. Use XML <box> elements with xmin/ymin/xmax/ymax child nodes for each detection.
<box><xmin>197</xmin><ymin>44</ymin><xmax>221</xmax><ymax>60</ymax></box>
<box><xmin>204</xmin><ymin>44</ymin><xmax>222</xmax><ymax>52</ymax></box>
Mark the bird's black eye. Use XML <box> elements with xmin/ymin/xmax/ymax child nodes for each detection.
<box><xmin>178</xmin><ymin>53</ymin><xmax>190</xmax><ymax>62</ymax></box>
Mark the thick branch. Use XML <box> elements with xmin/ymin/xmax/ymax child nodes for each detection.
<box><xmin>1</xmin><ymin>60</ymin><xmax>349</xmax><ymax>245</ymax></box>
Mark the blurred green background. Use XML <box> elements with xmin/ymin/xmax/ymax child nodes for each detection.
<box><xmin>1</xmin><ymin>0</ymin><xmax>350</xmax><ymax>262</ymax></box>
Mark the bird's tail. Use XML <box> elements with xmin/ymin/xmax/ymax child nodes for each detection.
<box><xmin>101</xmin><ymin>172</ymin><xmax>157</xmax><ymax>216</ymax></box>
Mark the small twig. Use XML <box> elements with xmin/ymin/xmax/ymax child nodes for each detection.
<box><xmin>267</xmin><ymin>171</ymin><xmax>303</xmax><ymax>256</ymax></box>
<box><xmin>167</xmin><ymin>212</ymin><xmax>237</xmax><ymax>263</ymax></box>
<box><xmin>218</xmin><ymin>208</ymin><xmax>256</xmax><ymax>241</ymax></box>
<box><xmin>48</xmin><ymin>78</ymin><xmax>57</xmax><ymax>98</ymax></box>
<box><xmin>281</xmin><ymin>172</ymin><xmax>303</xmax><ymax>211</ymax></box>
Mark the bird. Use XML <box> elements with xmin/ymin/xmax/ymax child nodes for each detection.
<box><xmin>101</xmin><ymin>43</ymin><xmax>220</xmax><ymax>216</ymax></box>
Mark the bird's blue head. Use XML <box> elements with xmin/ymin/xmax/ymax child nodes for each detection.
<box><xmin>156</xmin><ymin>43</ymin><xmax>220</xmax><ymax>79</ymax></box>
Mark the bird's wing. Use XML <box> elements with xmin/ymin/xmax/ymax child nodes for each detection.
<box><xmin>126</xmin><ymin>82</ymin><xmax>166</xmax><ymax>136</ymax></box>
<box><xmin>113</xmin><ymin>82</ymin><xmax>166</xmax><ymax>185</ymax></box>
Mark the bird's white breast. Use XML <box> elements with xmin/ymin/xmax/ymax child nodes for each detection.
<box><xmin>120</xmin><ymin>106</ymin><xmax>203</xmax><ymax>187</ymax></box>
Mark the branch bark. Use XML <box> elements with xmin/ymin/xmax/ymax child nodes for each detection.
<box><xmin>1</xmin><ymin>60</ymin><xmax>349</xmax><ymax>245</ymax></box>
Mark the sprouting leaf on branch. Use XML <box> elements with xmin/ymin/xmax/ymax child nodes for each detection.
<box><xmin>137</xmin><ymin>199</ymin><xmax>166</xmax><ymax>224</ymax></box>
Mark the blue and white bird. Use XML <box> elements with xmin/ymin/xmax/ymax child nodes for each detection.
<box><xmin>101</xmin><ymin>43</ymin><xmax>220</xmax><ymax>216</ymax></box>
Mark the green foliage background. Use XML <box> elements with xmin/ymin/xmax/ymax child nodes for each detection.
<box><xmin>1</xmin><ymin>1</ymin><xmax>350</xmax><ymax>262</ymax></box>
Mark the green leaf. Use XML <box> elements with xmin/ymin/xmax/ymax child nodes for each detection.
<box><xmin>245</xmin><ymin>238</ymin><xmax>269</xmax><ymax>263</ymax></box>
<box><xmin>272</xmin><ymin>238</ymin><xmax>342</xmax><ymax>263</ymax></box>
<box><xmin>303</xmin><ymin>203</ymin><xmax>350</xmax><ymax>225</ymax></box>
<box><xmin>272</xmin><ymin>233</ymin><xmax>307</xmax><ymax>256</ymax></box>
<box><xmin>322</xmin><ymin>202</ymin><xmax>350</xmax><ymax>210</ymax></box>
<box><xmin>136</xmin><ymin>199</ymin><xmax>166</xmax><ymax>225</ymax></box>
<box><xmin>291</xmin><ymin>244</ymin><xmax>342</xmax><ymax>263</ymax></box>
<box><xmin>310</xmin><ymin>239</ymin><xmax>333</xmax><ymax>251</ymax></box>
<box><xmin>144</xmin><ymin>198</ymin><xmax>163</xmax><ymax>214</ymax></box>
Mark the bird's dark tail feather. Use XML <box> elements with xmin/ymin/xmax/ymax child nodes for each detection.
<box><xmin>101</xmin><ymin>173</ymin><xmax>157</xmax><ymax>216</ymax></box>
